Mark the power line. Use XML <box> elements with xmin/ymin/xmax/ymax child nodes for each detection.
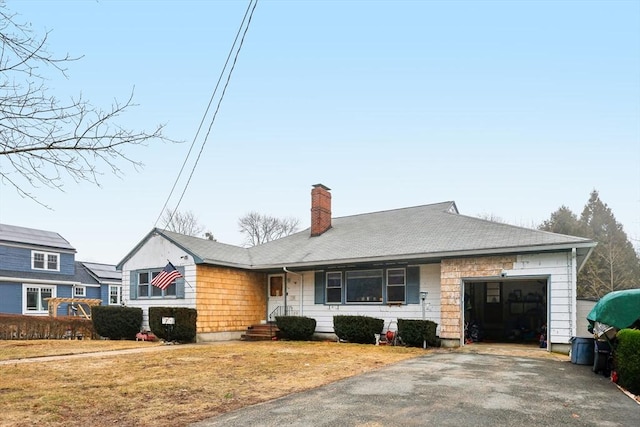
<box><xmin>154</xmin><ymin>0</ymin><xmax>259</xmax><ymax>230</ymax></box>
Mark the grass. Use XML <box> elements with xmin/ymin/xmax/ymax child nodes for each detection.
<box><xmin>0</xmin><ymin>339</ymin><xmax>160</xmax><ymax>361</ymax></box>
<box><xmin>0</xmin><ymin>340</ymin><xmax>426</xmax><ymax>426</ymax></box>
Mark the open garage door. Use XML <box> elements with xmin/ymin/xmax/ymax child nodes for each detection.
<box><xmin>463</xmin><ymin>279</ymin><xmax>547</xmax><ymax>344</ymax></box>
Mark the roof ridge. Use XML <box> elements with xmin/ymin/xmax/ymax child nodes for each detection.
<box><xmin>334</xmin><ymin>201</ymin><xmax>456</xmax><ymax>220</ymax></box>
<box><xmin>453</xmin><ymin>212</ymin><xmax>593</xmax><ymax>242</ymax></box>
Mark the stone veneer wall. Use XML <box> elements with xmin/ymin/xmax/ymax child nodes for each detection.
<box><xmin>195</xmin><ymin>265</ymin><xmax>267</xmax><ymax>334</ymax></box>
<box><xmin>440</xmin><ymin>256</ymin><xmax>516</xmax><ymax>346</ymax></box>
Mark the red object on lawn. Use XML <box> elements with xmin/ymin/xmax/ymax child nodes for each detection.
<box><xmin>386</xmin><ymin>331</ymin><xmax>395</xmax><ymax>341</ymax></box>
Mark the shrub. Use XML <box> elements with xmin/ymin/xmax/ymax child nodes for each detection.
<box><xmin>0</xmin><ymin>313</ymin><xmax>95</xmax><ymax>340</ymax></box>
<box><xmin>275</xmin><ymin>316</ymin><xmax>316</xmax><ymax>340</ymax></box>
<box><xmin>614</xmin><ymin>329</ymin><xmax>640</xmax><ymax>395</ymax></box>
<box><xmin>398</xmin><ymin>319</ymin><xmax>439</xmax><ymax>348</ymax></box>
<box><xmin>92</xmin><ymin>306</ymin><xmax>142</xmax><ymax>340</ymax></box>
<box><xmin>333</xmin><ymin>315</ymin><xmax>384</xmax><ymax>344</ymax></box>
<box><xmin>149</xmin><ymin>307</ymin><xmax>197</xmax><ymax>343</ymax></box>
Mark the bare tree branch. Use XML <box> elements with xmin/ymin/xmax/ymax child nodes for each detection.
<box><xmin>238</xmin><ymin>211</ymin><xmax>300</xmax><ymax>246</ymax></box>
<box><xmin>0</xmin><ymin>4</ymin><xmax>179</xmax><ymax>203</ymax></box>
<box><xmin>161</xmin><ymin>208</ymin><xmax>208</xmax><ymax>238</ymax></box>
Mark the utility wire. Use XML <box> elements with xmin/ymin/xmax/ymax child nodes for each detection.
<box><xmin>154</xmin><ymin>0</ymin><xmax>258</xmax><ymax>230</ymax></box>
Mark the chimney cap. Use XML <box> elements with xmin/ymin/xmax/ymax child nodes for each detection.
<box><xmin>312</xmin><ymin>183</ymin><xmax>331</xmax><ymax>191</ymax></box>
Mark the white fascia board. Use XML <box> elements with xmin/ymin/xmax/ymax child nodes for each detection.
<box><xmin>252</xmin><ymin>242</ymin><xmax>597</xmax><ymax>270</ymax></box>
<box><xmin>0</xmin><ymin>276</ymin><xmax>80</xmax><ymax>286</ymax></box>
<box><xmin>0</xmin><ymin>241</ymin><xmax>76</xmax><ymax>254</ymax></box>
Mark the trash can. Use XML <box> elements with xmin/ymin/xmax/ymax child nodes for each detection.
<box><xmin>592</xmin><ymin>339</ymin><xmax>611</xmax><ymax>374</ymax></box>
<box><xmin>570</xmin><ymin>337</ymin><xmax>595</xmax><ymax>365</ymax></box>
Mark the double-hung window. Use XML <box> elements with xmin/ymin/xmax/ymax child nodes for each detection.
<box><xmin>109</xmin><ymin>285</ymin><xmax>123</xmax><ymax>305</ymax></box>
<box><xmin>138</xmin><ymin>270</ymin><xmax>177</xmax><ymax>298</ymax></box>
<box><xmin>32</xmin><ymin>251</ymin><xmax>59</xmax><ymax>271</ymax></box>
<box><xmin>326</xmin><ymin>272</ymin><xmax>342</xmax><ymax>304</ymax></box>
<box><xmin>386</xmin><ymin>268</ymin><xmax>406</xmax><ymax>303</ymax></box>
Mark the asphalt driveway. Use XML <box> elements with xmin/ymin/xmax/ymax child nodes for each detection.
<box><xmin>192</xmin><ymin>351</ymin><xmax>638</xmax><ymax>427</ymax></box>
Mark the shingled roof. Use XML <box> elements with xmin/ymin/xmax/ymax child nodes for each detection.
<box><xmin>246</xmin><ymin>201</ymin><xmax>595</xmax><ymax>268</ymax></box>
<box><xmin>127</xmin><ymin>201</ymin><xmax>594</xmax><ymax>271</ymax></box>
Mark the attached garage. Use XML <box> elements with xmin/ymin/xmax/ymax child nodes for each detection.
<box><xmin>464</xmin><ymin>279</ymin><xmax>547</xmax><ymax>344</ymax></box>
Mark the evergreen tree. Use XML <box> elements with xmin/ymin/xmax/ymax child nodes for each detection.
<box><xmin>539</xmin><ymin>205</ymin><xmax>584</xmax><ymax>237</ymax></box>
<box><xmin>578</xmin><ymin>190</ymin><xmax>640</xmax><ymax>298</ymax></box>
<box><xmin>540</xmin><ymin>191</ymin><xmax>640</xmax><ymax>299</ymax></box>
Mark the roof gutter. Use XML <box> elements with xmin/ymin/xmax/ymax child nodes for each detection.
<box><xmin>254</xmin><ymin>241</ymin><xmax>598</xmax><ymax>270</ymax></box>
<box><xmin>0</xmin><ymin>276</ymin><xmax>81</xmax><ymax>286</ymax></box>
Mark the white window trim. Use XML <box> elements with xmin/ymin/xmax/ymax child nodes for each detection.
<box><xmin>386</xmin><ymin>268</ymin><xmax>406</xmax><ymax>304</ymax></box>
<box><xmin>23</xmin><ymin>284</ymin><xmax>57</xmax><ymax>315</ymax></box>
<box><xmin>138</xmin><ymin>270</ymin><xmax>176</xmax><ymax>298</ymax></box>
<box><xmin>325</xmin><ymin>272</ymin><xmax>342</xmax><ymax>304</ymax></box>
<box><xmin>31</xmin><ymin>250</ymin><xmax>60</xmax><ymax>272</ymax></box>
<box><xmin>74</xmin><ymin>286</ymin><xmax>86</xmax><ymax>297</ymax></box>
<box><xmin>109</xmin><ymin>285</ymin><xmax>122</xmax><ymax>305</ymax></box>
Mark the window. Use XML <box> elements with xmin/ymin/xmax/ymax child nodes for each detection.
<box><xmin>326</xmin><ymin>272</ymin><xmax>342</xmax><ymax>303</ymax></box>
<box><xmin>138</xmin><ymin>272</ymin><xmax>150</xmax><ymax>297</ymax></box>
<box><xmin>74</xmin><ymin>286</ymin><xmax>86</xmax><ymax>297</ymax></box>
<box><xmin>486</xmin><ymin>282</ymin><xmax>501</xmax><ymax>303</ymax></box>
<box><xmin>32</xmin><ymin>251</ymin><xmax>59</xmax><ymax>271</ymax></box>
<box><xmin>138</xmin><ymin>270</ymin><xmax>176</xmax><ymax>298</ymax></box>
<box><xmin>270</xmin><ymin>276</ymin><xmax>283</xmax><ymax>297</ymax></box>
<box><xmin>24</xmin><ymin>285</ymin><xmax>55</xmax><ymax>314</ymax></box>
<box><xmin>346</xmin><ymin>270</ymin><xmax>383</xmax><ymax>303</ymax></box>
<box><xmin>109</xmin><ymin>285</ymin><xmax>123</xmax><ymax>305</ymax></box>
<box><xmin>386</xmin><ymin>268</ymin><xmax>406</xmax><ymax>303</ymax></box>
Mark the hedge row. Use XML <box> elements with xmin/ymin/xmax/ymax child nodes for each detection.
<box><xmin>0</xmin><ymin>313</ymin><xmax>95</xmax><ymax>340</ymax></box>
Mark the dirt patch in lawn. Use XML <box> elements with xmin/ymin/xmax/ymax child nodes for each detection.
<box><xmin>0</xmin><ymin>341</ymin><xmax>425</xmax><ymax>426</ymax></box>
<box><xmin>0</xmin><ymin>339</ymin><xmax>161</xmax><ymax>361</ymax></box>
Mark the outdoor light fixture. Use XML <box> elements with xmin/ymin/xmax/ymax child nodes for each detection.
<box><xmin>420</xmin><ymin>291</ymin><xmax>429</xmax><ymax>349</ymax></box>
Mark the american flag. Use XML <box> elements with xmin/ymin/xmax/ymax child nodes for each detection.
<box><xmin>151</xmin><ymin>262</ymin><xmax>183</xmax><ymax>290</ymax></box>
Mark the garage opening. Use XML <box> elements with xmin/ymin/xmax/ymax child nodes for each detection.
<box><xmin>463</xmin><ymin>279</ymin><xmax>547</xmax><ymax>344</ymax></box>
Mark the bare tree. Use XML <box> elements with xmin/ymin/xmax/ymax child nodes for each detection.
<box><xmin>238</xmin><ymin>211</ymin><xmax>300</xmax><ymax>246</ymax></box>
<box><xmin>161</xmin><ymin>208</ymin><xmax>208</xmax><ymax>237</ymax></box>
<box><xmin>0</xmin><ymin>5</ymin><xmax>176</xmax><ymax>206</ymax></box>
<box><xmin>476</xmin><ymin>213</ymin><xmax>506</xmax><ymax>223</ymax></box>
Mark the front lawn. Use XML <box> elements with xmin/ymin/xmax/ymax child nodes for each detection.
<box><xmin>0</xmin><ymin>340</ymin><xmax>425</xmax><ymax>426</ymax></box>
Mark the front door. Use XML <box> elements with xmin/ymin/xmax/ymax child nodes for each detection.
<box><xmin>267</xmin><ymin>275</ymin><xmax>285</xmax><ymax>321</ymax></box>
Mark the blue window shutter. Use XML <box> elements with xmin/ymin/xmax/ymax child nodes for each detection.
<box><xmin>314</xmin><ymin>271</ymin><xmax>325</xmax><ymax>304</ymax></box>
<box><xmin>406</xmin><ymin>266</ymin><xmax>420</xmax><ymax>304</ymax></box>
<box><xmin>129</xmin><ymin>271</ymin><xmax>137</xmax><ymax>300</ymax></box>
<box><xmin>176</xmin><ymin>266</ymin><xmax>186</xmax><ymax>299</ymax></box>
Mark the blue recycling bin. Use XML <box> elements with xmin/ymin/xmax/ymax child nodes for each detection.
<box><xmin>570</xmin><ymin>337</ymin><xmax>595</xmax><ymax>365</ymax></box>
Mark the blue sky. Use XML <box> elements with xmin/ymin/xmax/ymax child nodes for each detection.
<box><xmin>1</xmin><ymin>0</ymin><xmax>639</xmax><ymax>264</ymax></box>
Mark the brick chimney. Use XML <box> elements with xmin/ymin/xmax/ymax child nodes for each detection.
<box><xmin>311</xmin><ymin>184</ymin><xmax>332</xmax><ymax>237</ymax></box>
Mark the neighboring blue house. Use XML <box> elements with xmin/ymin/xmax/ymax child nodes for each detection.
<box><xmin>0</xmin><ymin>223</ymin><xmax>121</xmax><ymax>316</ymax></box>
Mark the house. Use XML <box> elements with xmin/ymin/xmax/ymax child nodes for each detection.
<box><xmin>0</xmin><ymin>224</ymin><xmax>121</xmax><ymax>317</ymax></box>
<box><xmin>118</xmin><ymin>184</ymin><xmax>595</xmax><ymax>352</ymax></box>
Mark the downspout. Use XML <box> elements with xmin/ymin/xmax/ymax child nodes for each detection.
<box><xmin>283</xmin><ymin>267</ymin><xmax>303</xmax><ymax>316</ymax></box>
<box><xmin>570</xmin><ymin>248</ymin><xmax>577</xmax><ymax>340</ymax></box>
